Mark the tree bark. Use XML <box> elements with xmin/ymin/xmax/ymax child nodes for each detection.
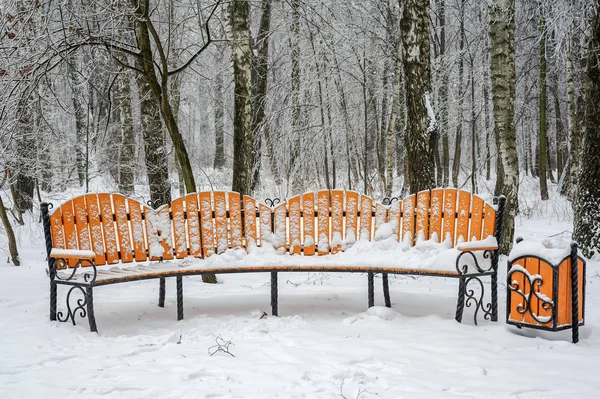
<box><xmin>401</xmin><ymin>0</ymin><xmax>434</xmax><ymax>193</ymax></box>
<box><xmin>574</xmin><ymin>4</ymin><xmax>600</xmax><ymax>257</ymax></box>
<box><xmin>0</xmin><ymin>194</ymin><xmax>19</xmax><ymax>266</ymax></box>
<box><xmin>489</xmin><ymin>0</ymin><xmax>519</xmax><ymax>255</ymax></box>
<box><xmin>116</xmin><ymin>65</ymin><xmax>135</xmax><ymax>196</ymax></box>
<box><xmin>452</xmin><ymin>0</ymin><xmax>466</xmax><ymax>188</ymax></box>
<box><xmin>539</xmin><ymin>11</ymin><xmax>549</xmax><ymax>200</ymax></box>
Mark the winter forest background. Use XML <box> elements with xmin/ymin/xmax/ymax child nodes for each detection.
<box><xmin>1</xmin><ymin>0</ymin><xmax>600</xmax><ymax>265</ymax></box>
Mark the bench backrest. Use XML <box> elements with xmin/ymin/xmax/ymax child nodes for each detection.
<box><xmin>47</xmin><ymin>189</ymin><xmax>498</xmax><ymax>268</ymax></box>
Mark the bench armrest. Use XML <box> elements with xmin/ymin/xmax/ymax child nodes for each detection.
<box><xmin>456</xmin><ymin>237</ymin><xmax>498</xmax><ymax>252</ymax></box>
<box><xmin>50</xmin><ymin>249</ymin><xmax>96</xmax><ymax>260</ymax></box>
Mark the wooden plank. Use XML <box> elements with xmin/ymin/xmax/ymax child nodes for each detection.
<box><xmin>302</xmin><ymin>192</ymin><xmax>316</xmax><ymax>255</ymax></box>
<box><xmin>374</xmin><ymin>203</ymin><xmax>387</xmax><ymax>240</ymax></box>
<box><xmin>98</xmin><ymin>194</ymin><xmax>119</xmax><ymax>265</ymax></box>
<box><xmin>523</xmin><ymin>257</ymin><xmax>539</xmax><ymax>326</ymax></box>
<box><xmin>359</xmin><ymin>195</ymin><xmax>373</xmax><ymax>241</ymax></box>
<box><xmin>185</xmin><ymin>194</ymin><xmax>202</xmax><ymax>257</ymax></box>
<box><xmin>243</xmin><ymin>196</ymin><xmax>257</xmax><ymax>248</ymax></box>
<box><xmin>344</xmin><ymin>191</ymin><xmax>359</xmax><ymax>245</ymax></box>
<box><xmin>112</xmin><ymin>194</ymin><xmax>134</xmax><ymax>263</ymax></box>
<box><xmin>228</xmin><ymin>192</ymin><xmax>243</xmax><ymax>249</ymax></box>
<box><xmin>259</xmin><ymin>203</ymin><xmax>272</xmax><ymax>247</ymax></box>
<box><xmin>128</xmin><ymin>198</ymin><xmax>147</xmax><ymax>262</ymax></box>
<box><xmin>317</xmin><ymin>190</ymin><xmax>330</xmax><ymax>255</ymax></box>
<box><xmin>199</xmin><ymin>192</ymin><xmax>215</xmax><ymax>257</ymax></box>
<box><xmin>578</xmin><ymin>258</ymin><xmax>584</xmax><ymax>323</ymax></box>
<box><xmin>482</xmin><ymin>203</ymin><xmax>496</xmax><ymax>239</ymax></box>
<box><xmin>61</xmin><ymin>199</ymin><xmax>78</xmax><ymax>267</ymax></box>
<box><xmin>145</xmin><ymin>204</ymin><xmax>174</xmax><ymax>261</ymax></box>
<box><xmin>273</xmin><ymin>203</ymin><xmax>287</xmax><ymax>253</ymax></box>
<box><xmin>85</xmin><ymin>194</ymin><xmax>106</xmax><ymax>265</ymax></box>
<box><xmin>469</xmin><ymin>195</ymin><xmax>485</xmax><ymax>241</ymax></box>
<box><xmin>213</xmin><ymin>192</ymin><xmax>228</xmax><ymax>254</ymax></box>
<box><xmin>171</xmin><ymin>197</ymin><xmax>188</xmax><ymax>259</ymax></box>
<box><xmin>388</xmin><ymin>200</ymin><xmax>401</xmax><ymax>242</ymax></box>
<box><xmin>288</xmin><ymin>195</ymin><xmax>302</xmax><ymax>255</ymax></box>
<box><xmin>49</xmin><ymin>206</ymin><xmax>67</xmax><ymax>269</ymax></box>
<box><xmin>537</xmin><ymin>259</ymin><xmax>554</xmax><ymax>327</ymax></box>
<box><xmin>429</xmin><ymin>189</ymin><xmax>444</xmax><ymax>242</ymax></box>
<box><xmin>557</xmin><ymin>257</ymin><xmax>571</xmax><ymax>327</ymax></box>
<box><xmin>508</xmin><ymin>258</ymin><xmax>526</xmax><ymax>323</ymax></box>
<box><xmin>402</xmin><ymin>194</ymin><xmax>416</xmax><ymax>245</ymax></box>
<box><xmin>331</xmin><ymin>190</ymin><xmax>344</xmax><ymax>254</ymax></box>
<box><xmin>442</xmin><ymin>189</ymin><xmax>457</xmax><ymax>246</ymax></box>
<box><xmin>455</xmin><ymin>190</ymin><xmax>471</xmax><ymax>246</ymax></box>
<box><xmin>73</xmin><ymin>196</ymin><xmax>91</xmax><ymax>254</ymax></box>
<box><xmin>415</xmin><ymin>190</ymin><xmax>430</xmax><ymax>242</ymax></box>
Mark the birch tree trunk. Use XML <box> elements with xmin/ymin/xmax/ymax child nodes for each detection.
<box><xmin>290</xmin><ymin>0</ymin><xmax>302</xmax><ymax>194</ymax></box>
<box><xmin>574</xmin><ymin>3</ymin><xmax>600</xmax><ymax>257</ymax></box>
<box><xmin>539</xmin><ymin>11</ymin><xmax>549</xmax><ymax>200</ymax></box>
<box><xmin>67</xmin><ymin>52</ymin><xmax>87</xmax><ymax>187</ymax></box>
<box><xmin>116</xmin><ymin>66</ymin><xmax>135</xmax><ymax>196</ymax></box>
<box><xmin>489</xmin><ymin>0</ymin><xmax>519</xmax><ymax>254</ymax></box>
<box><xmin>401</xmin><ymin>0</ymin><xmax>434</xmax><ymax>193</ymax></box>
<box><xmin>452</xmin><ymin>0</ymin><xmax>465</xmax><ymax>188</ymax></box>
<box><xmin>228</xmin><ymin>0</ymin><xmax>254</xmax><ymax>197</ymax></box>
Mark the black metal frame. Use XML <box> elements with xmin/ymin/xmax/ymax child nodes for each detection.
<box><xmin>41</xmin><ymin>194</ymin><xmax>506</xmax><ymax>333</ymax></box>
<box><xmin>506</xmin><ymin>241</ymin><xmax>585</xmax><ymax>343</ymax></box>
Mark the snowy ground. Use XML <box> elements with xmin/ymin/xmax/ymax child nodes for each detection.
<box><xmin>1</xmin><ymin>190</ymin><xmax>599</xmax><ymax>398</ymax></box>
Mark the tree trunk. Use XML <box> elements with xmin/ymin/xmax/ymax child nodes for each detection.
<box><xmin>0</xmin><ymin>194</ymin><xmax>19</xmax><ymax>266</ymax></box>
<box><xmin>386</xmin><ymin>39</ymin><xmax>402</xmax><ymax>196</ymax></box>
<box><xmin>401</xmin><ymin>0</ymin><xmax>434</xmax><ymax>193</ymax></box>
<box><xmin>289</xmin><ymin>0</ymin><xmax>302</xmax><ymax>194</ymax></box>
<box><xmin>116</xmin><ymin>66</ymin><xmax>135</xmax><ymax>196</ymax></box>
<box><xmin>13</xmin><ymin>94</ymin><xmax>36</xmax><ymax>213</ymax></box>
<box><xmin>213</xmin><ymin>46</ymin><xmax>226</xmax><ymax>170</ymax></box>
<box><xmin>489</xmin><ymin>0</ymin><xmax>519</xmax><ymax>255</ymax></box>
<box><xmin>567</xmin><ymin>24</ymin><xmax>580</xmax><ymax>201</ymax></box>
<box><xmin>228</xmin><ymin>0</ymin><xmax>254</xmax><ymax>197</ymax></box>
<box><xmin>574</xmin><ymin>4</ymin><xmax>600</xmax><ymax>257</ymax></box>
<box><xmin>470</xmin><ymin>58</ymin><xmax>477</xmax><ymax>193</ymax></box>
<box><xmin>539</xmin><ymin>11</ymin><xmax>549</xmax><ymax>200</ymax></box>
<box><xmin>67</xmin><ymin>51</ymin><xmax>87</xmax><ymax>187</ymax></box>
<box><xmin>452</xmin><ymin>0</ymin><xmax>466</xmax><ymax>188</ymax></box>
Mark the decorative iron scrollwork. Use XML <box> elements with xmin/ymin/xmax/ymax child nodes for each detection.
<box><xmin>54</xmin><ymin>258</ymin><xmax>97</xmax><ymax>284</ymax></box>
<box><xmin>455</xmin><ymin>250</ymin><xmax>493</xmax><ymax>275</ymax></box>
<box><xmin>57</xmin><ymin>286</ymin><xmax>88</xmax><ymax>326</ymax></box>
<box><xmin>464</xmin><ymin>276</ymin><xmax>493</xmax><ymax>325</ymax></box>
<box><xmin>382</xmin><ymin>197</ymin><xmax>399</xmax><ymax>206</ymax></box>
<box><xmin>147</xmin><ymin>199</ymin><xmax>162</xmax><ymax>209</ymax></box>
<box><xmin>265</xmin><ymin>198</ymin><xmax>281</xmax><ymax>207</ymax></box>
<box><xmin>507</xmin><ymin>266</ymin><xmax>554</xmax><ymax>324</ymax></box>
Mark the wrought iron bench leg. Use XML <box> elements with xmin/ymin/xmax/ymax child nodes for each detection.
<box><xmin>176</xmin><ymin>276</ymin><xmax>184</xmax><ymax>321</ymax></box>
<box><xmin>271</xmin><ymin>272</ymin><xmax>278</xmax><ymax>316</ymax></box>
<box><xmin>158</xmin><ymin>277</ymin><xmax>166</xmax><ymax>308</ymax></box>
<box><xmin>455</xmin><ymin>277</ymin><xmax>466</xmax><ymax>323</ymax></box>
<box><xmin>368</xmin><ymin>272</ymin><xmax>374</xmax><ymax>308</ymax></box>
<box><xmin>86</xmin><ymin>286</ymin><xmax>98</xmax><ymax>333</ymax></box>
<box><xmin>382</xmin><ymin>273</ymin><xmax>391</xmax><ymax>308</ymax></box>
<box><xmin>50</xmin><ymin>280</ymin><xmax>57</xmax><ymax>321</ymax></box>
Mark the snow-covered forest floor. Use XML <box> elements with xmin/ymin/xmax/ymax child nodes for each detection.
<box><xmin>1</xmin><ymin>180</ymin><xmax>599</xmax><ymax>398</ymax></box>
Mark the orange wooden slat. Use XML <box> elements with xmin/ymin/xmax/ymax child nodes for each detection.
<box><xmin>171</xmin><ymin>197</ymin><xmax>188</xmax><ymax>259</ymax></box>
<box><xmin>359</xmin><ymin>195</ymin><xmax>373</xmax><ymax>241</ymax></box>
<box><xmin>557</xmin><ymin>256</ymin><xmax>571</xmax><ymax>327</ymax></box>
<box><xmin>243</xmin><ymin>196</ymin><xmax>257</xmax><ymax>248</ymax></box>
<box><xmin>73</xmin><ymin>196</ymin><xmax>91</xmax><ymax>253</ymax></box>
<box><xmin>185</xmin><ymin>193</ymin><xmax>202</xmax><ymax>257</ymax></box>
<box><xmin>302</xmin><ymin>192</ymin><xmax>316</xmax><ymax>255</ymax></box>
<box><xmin>317</xmin><ymin>190</ymin><xmax>330</xmax><ymax>255</ymax></box>
<box><xmin>199</xmin><ymin>192</ymin><xmax>215</xmax><ymax>257</ymax></box>
<box><xmin>537</xmin><ymin>259</ymin><xmax>554</xmax><ymax>327</ymax></box>
<box><xmin>508</xmin><ymin>258</ymin><xmax>526</xmax><ymax>323</ymax></box>
<box><xmin>331</xmin><ymin>190</ymin><xmax>344</xmax><ymax>254</ymax></box>
<box><xmin>523</xmin><ymin>257</ymin><xmax>540</xmax><ymax>326</ymax></box>
<box><xmin>442</xmin><ymin>189</ymin><xmax>457</xmax><ymax>246</ymax></box>
<box><xmin>288</xmin><ymin>195</ymin><xmax>302</xmax><ymax>255</ymax></box>
<box><xmin>145</xmin><ymin>205</ymin><xmax>174</xmax><ymax>261</ymax></box>
<box><xmin>482</xmin><ymin>203</ymin><xmax>496</xmax><ymax>239</ymax></box>
<box><xmin>578</xmin><ymin>258</ymin><xmax>585</xmax><ymax>324</ymax></box>
<box><xmin>374</xmin><ymin>203</ymin><xmax>388</xmax><ymax>240</ymax></box>
<box><xmin>112</xmin><ymin>194</ymin><xmax>134</xmax><ymax>263</ymax></box>
<box><xmin>228</xmin><ymin>192</ymin><xmax>243</xmax><ymax>249</ymax></box>
<box><xmin>259</xmin><ymin>203</ymin><xmax>272</xmax><ymax>246</ymax></box>
<box><xmin>273</xmin><ymin>203</ymin><xmax>287</xmax><ymax>253</ymax></box>
<box><xmin>213</xmin><ymin>192</ymin><xmax>228</xmax><ymax>254</ymax></box>
<box><xmin>128</xmin><ymin>198</ymin><xmax>147</xmax><ymax>262</ymax></box>
<box><xmin>455</xmin><ymin>191</ymin><xmax>471</xmax><ymax>246</ymax></box>
<box><xmin>61</xmin><ymin>200</ymin><xmax>78</xmax><ymax>267</ymax></box>
<box><xmin>344</xmin><ymin>191</ymin><xmax>359</xmax><ymax>245</ymax></box>
<box><xmin>429</xmin><ymin>189</ymin><xmax>444</xmax><ymax>242</ymax></box>
<box><xmin>49</xmin><ymin>206</ymin><xmax>67</xmax><ymax>269</ymax></box>
<box><xmin>98</xmin><ymin>194</ymin><xmax>119</xmax><ymax>264</ymax></box>
<box><xmin>85</xmin><ymin>194</ymin><xmax>106</xmax><ymax>265</ymax></box>
<box><xmin>402</xmin><ymin>194</ymin><xmax>416</xmax><ymax>245</ymax></box>
<box><xmin>469</xmin><ymin>195</ymin><xmax>485</xmax><ymax>241</ymax></box>
<box><xmin>415</xmin><ymin>190</ymin><xmax>430</xmax><ymax>242</ymax></box>
<box><xmin>388</xmin><ymin>200</ymin><xmax>401</xmax><ymax>242</ymax></box>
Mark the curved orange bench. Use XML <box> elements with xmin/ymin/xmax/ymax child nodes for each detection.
<box><xmin>41</xmin><ymin>189</ymin><xmax>505</xmax><ymax>332</ymax></box>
